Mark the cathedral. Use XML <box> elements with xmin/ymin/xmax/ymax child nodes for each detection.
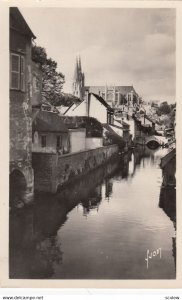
<box><xmin>72</xmin><ymin>57</ymin><xmax>141</xmax><ymax>109</ymax></box>
<box><xmin>72</xmin><ymin>56</ymin><xmax>85</xmax><ymax>100</ymax></box>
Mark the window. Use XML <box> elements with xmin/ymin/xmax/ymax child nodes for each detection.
<box><xmin>41</xmin><ymin>135</ymin><xmax>46</xmax><ymax>148</ymax></box>
<box><xmin>56</xmin><ymin>136</ymin><xmax>62</xmax><ymax>148</ymax></box>
<box><xmin>10</xmin><ymin>53</ymin><xmax>25</xmax><ymax>91</ymax></box>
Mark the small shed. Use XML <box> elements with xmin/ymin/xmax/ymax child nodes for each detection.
<box><xmin>32</xmin><ymin>111</ymin><xmax>69</xmax><ymax>154</ymax></box>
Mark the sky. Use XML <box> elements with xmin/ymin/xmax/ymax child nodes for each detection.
<box><xmin>20</xmin><ymin>7</ymin><xmax>176</xmax><ymax>103</ymax></box>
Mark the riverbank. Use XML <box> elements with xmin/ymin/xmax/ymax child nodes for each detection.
<box><xmin>32</xmin><ymin>144</ymin><xmax>119</xmax><ymax>193</ymax></box>
<box><xmin>10</xmin><ymin>147</ymin><xmax>176</xmax><ymax>279</ymax></box>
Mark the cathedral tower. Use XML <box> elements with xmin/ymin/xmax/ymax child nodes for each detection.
<box><xmin>72</xmin><ymin>56</ymin><xmax>85</xmax><ymax>100</ymax></box>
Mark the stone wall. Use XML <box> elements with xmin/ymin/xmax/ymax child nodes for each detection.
<box><xmin>32</xmin><ymin>144</ymin><xmax>119</xmax><ymax>193</ymax></box>
<box><xmin>10</xmin><ymin>25</ymin><xmax>34</xmax><ymax>205</ymax></box>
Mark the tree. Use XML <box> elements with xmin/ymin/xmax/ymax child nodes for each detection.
<box><xmin>157</xmin><ymin>102</ymin><xmax>171</xmax><ymax>115</ymax></box>
<box><xmin>32</xmin><ymin>45</ymin><xmax>65</xmax><ymax>105</ymax></box>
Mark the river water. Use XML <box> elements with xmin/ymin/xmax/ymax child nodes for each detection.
<box><xmin>9</xmin><ymin>146</ymin><xmax>176</xmax><ymax>279</ymax></box>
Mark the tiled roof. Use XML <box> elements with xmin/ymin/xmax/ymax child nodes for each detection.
<box><xmin>33</xmin><ymin>110</ymin><xmax>68</xmax><ymax>133</ymax></box>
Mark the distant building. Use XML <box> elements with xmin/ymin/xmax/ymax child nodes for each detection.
<box><xmin>72</xmin><ymin>57</ymin><xmax>140</xmax><ymax>111</ymax></box>
<box><xmin>9</xmin><ymin>7</ymin><xmax>39</xmax><ymax>206</ymax></box>
<box><xmin>84</xmin><ymin>85</ymin><xmax>140</xmax><ymax>110</ymax></box>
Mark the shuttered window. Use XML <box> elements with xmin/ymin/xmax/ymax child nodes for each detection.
<box><xmin>11</xmin><ymin>54</ymin><xmax>20</xmax><ymax>89</ymax></box>
<box><xmin>20</xmin><ymin>56</ymin><xmax>25</xmax><ymax>91</ymax></box>
<box><xmin>41</xmin><ymin>135</ymin><xmax>46</xmax><ymax>148</ymax></box>
<box><xmin>10</xmin><ymin>53</ymin><xmax>25</xmax><ymax>91</ymax></box>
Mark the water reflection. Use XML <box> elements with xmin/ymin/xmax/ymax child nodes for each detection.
<box><xmin>9</xmin><ymin>146</ymin><xmax>176</xmax><ymax>279</ymax></box>
<box><xmin>159</xmin><ymin>151</ymin><xmax>176</xmax><ymax>269</ymax></box>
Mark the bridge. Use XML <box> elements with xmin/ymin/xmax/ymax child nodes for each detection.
<box><xmin>145</xmin><ymin>135</ymin><xmax>168</xmax><ymax>149</ymax></box>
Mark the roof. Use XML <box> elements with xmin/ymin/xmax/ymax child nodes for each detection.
<box><xmin>91</xmin><ymin>93</ymin><xmax>114</xmax><ymax>112</ymax></box>
<box><xmin>33</xmin><ymin>110</ymin><xmax>68</xmax><ymax>133</ymax></box>
<box><xmin>145</xmin><ymin>114</ymin><xmax>156</xmax><ymax>124</ymax></box>
<box><xmin>10</xmin><ymin>7</ymin><xmax>36</xmax><ymax>39</ymax></box>
<box><xmin>102</xmin><ymin>123</ymin><xmax>123</xmax><ymax>139</ymax></box>
<box><xmin>116</xmin><ymin>86</ymin><xmax>136</xmax><ymax>95</ymax></box>
<box><xmin>84</xmin><ymin>85</ymin><xmax>137</xmax><ymax>95</ymax></box>
<box><xmin>122</xmin><ymin>120</ymin><xmax>130</xmax><ymax>127</ymax></box>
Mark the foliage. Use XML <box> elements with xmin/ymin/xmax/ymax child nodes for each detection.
<box><xmin>32</xmin><ymin>45</ymin><xmax>65</xmax><ymax>105</ymax></box>
<box><xmin>54</xmin><ymin>93</ymin><xmax>81</xmax><ymax>107</ymax></box>
<box><xmin>157</xmin><ymin>101</ymin><xmax>171</xmax><ymax>115</ymax></box>
<box><xmin>79</xmin><ymin>117</ymin><xmax>103</xmax><ymax>137</ymax></box>
<box><xmin>104</xmin><ymin>131</ymin><xmax>126</xmax><ymax>150</ymax></box>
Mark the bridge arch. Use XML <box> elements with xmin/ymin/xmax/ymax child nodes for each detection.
<box><xmin>146</xmin><ymin>139</ymin><xmax>160</xmax><ymax>149</ymax></box>
<box><xmin>9</xmin><ymin>169</ymin><xmax>27</xmax><ymax>208</ymax></box>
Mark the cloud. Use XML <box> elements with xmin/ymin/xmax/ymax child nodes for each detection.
<box><xmin>21</xmin><ymin>7</ymin><xmax>176</xmax><ymax>103</ymax></box>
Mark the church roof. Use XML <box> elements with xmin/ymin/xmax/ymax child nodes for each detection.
<box><xmin>85</xmin><ymin>85</ymin><xmax>137</xmax><ymax>96</ymax></box>
<box><xmin>116</xmin><ymin>86</ymin><xmax>136</xmax><ymax>95</ymax></box>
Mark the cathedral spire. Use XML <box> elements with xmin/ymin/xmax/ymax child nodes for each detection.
<box><xmin>78</xmin><ymin>55</ymin><xmax>82</xmax><ymax>73</ymax></box>
<box><xmin>73</xmin><ymin>56</ymin><xmax>85</xmax><ymax>100</ymax></box>
<box><xmin>73</xmin><ymin>56</ymin><xmax>79</xmax><ymax>82</ymax></box>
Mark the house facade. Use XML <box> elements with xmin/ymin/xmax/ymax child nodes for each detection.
<box><xmin>32</xmin><ymin>111</ymin><xmax>70</xmax><ymax>154</ymax></box>
<box><xmin>69</xmin><ymin>128</ymin><xmax>86</xmax><ymax>153</ymax></box>
<box><xmin>9</xmin><ymin>7</ymin><xmax>36</xmax><ymax>206</ymax></box>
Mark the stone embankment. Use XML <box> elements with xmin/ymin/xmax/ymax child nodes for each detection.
<box><xmin>32</xmin><ymin>144</ymin><xmax>119</xmax><ymax>193</ymax></box>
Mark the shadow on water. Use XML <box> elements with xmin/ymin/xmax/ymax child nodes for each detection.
<box><xmin>159</xmin><ymin>152</ymin><xmax>176</xmax><ymax>270</ymax></box>
<box><xmin>9</xmin><ymin>157</ymin><xmax>124</xmax><ymax>279</ymax></box>
<box><xmin>9</xmin><ymin>146</ymin><xmax>176</xmax><ymax>279</ymax></box>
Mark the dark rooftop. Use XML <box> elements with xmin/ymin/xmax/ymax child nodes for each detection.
<box><xmin>33</xmin><ymin>110</ymin><xmax>68</xmax><ymax>133</ymax></box>
<box><xmin>91</xmin><ymin>93</ymin><xmax>114</xmax><ymax>112</ymax></box>
<box><xmin>10</xmin><ymin>7</ymin><xmax>36</xmax><ymax>39</ymax></box>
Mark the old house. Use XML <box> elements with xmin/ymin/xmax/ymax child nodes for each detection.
<box><xmin>139</xmin><ymin>114</ymin><xmax>156</xmax><ymax>132</ymax></box>
<box><xmin>60</xmin><ymin>116</ymin><xmax>103</xmax><ymax>151</ymax></box>
<box><xmin>9</xmin><ymin>7</ymin><xmax>37</xmax><ymax>206</ymax></box>
<box><xmin>64</xmin><ymin>92</ymin><xmax>114</xmax><ymax>125</ymax></box>
<box><xmin>68</xmin><ymin>128</ymin><xmax>87</xmax><ymax>153</ymax></box>
<box><xmin>32</xmin><ymin>111</ymin><xmax>70</xmax><ymax>154</ymax></box>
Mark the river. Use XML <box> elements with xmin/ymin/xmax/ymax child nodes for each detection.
<box><xmin>9</xmin><ymin>146</ymin><xmax>176</xmax><ymax>279</ymax></box>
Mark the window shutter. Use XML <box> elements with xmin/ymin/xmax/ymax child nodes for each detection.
<box><xmin>11</xmin><ymin>54</ymin><xmax>20</xmax><ymax>89</ymax></box>
<box><xmin>20</xmin><ymin>56</ymin><xmax>25</xmax><ymax>91</ymax></box>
